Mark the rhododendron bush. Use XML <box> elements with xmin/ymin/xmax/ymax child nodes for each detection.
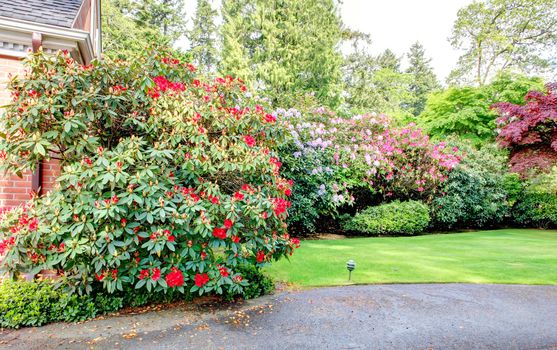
<box><xmin>0</xmin><ymin>50</ymin><xmax>298</xmax><ymax>295</ymax></box>
<box><xmin>493</xmin><ymin>83</ymin><xmax>557</xmax><ymax>176</ymax></box>
<box><xmin>277</xmin><ymin>107</ymin><xmax>461</xmax><ymax>233</ymax></box>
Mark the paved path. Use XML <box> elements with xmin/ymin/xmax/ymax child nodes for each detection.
<box><xmin>2</xmin><ymin>284</ymin><xmax>557</xmax><ymax>349</ymax></box>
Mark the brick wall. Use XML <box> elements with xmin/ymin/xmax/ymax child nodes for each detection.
<box><xmin>0</xmin><ymin>55</ymin><xmax>23</xmax><ymax>106</ymax></box>
<box><xmin>0</xmin><ymin>55</ymin><xmax>61</xmax><ymax>208</ymax></box>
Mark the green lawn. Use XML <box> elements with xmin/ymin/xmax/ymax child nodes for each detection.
<box><xmin>266</xmin><ymin>229</ymin><xmax>557</xmax><ymax>287</ymax></box>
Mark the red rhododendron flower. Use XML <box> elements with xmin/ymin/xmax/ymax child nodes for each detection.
<box><xmin>28</xmin><ymin>218</ymin><xmax>38</xmax><ymax>231</ymax></box>
<box><xmin>243</xmin><ymin>135</ymin><xmax>256</xmax><ymax>148</ymax></box>
<box><xmin>256</xmin><ymin>250</ymin><xmax>266</xmax><ymax>263</ymax></box>
<box><xmin>83</xmin><ymin>157</ymin><xmax>93</xmax><ymax>166</ymax></box>
<box><xmin>269</xmin><ymin>157</ymin><xmax>282</xmax><ymax>171</ymax></box>
<box><xmin>200</xmin><ymin>251</ymin><xmax>207</xmax><ymax>260</ymax></box>
<box><xmin>194</xmin><ymin>273</ymin><xmax>209</xmax><ymax>287</ymax></box>
<box><xmin>224</xmin><ymin>219</ymin><xmax>233</xmax><ymax>229</ymax></box>
<box><xmin>0</xmin><ymin>237</ymin><xmax>15</xmax><ymax>255</ymax></box>
<box><xmin>218</xmin><ymin>265</ymin><xmax>229</xmax><ymax>277</ymax></box>
<box><xmin>271</xmin><ymin>197</ymin><xmax>291</xmax><ymax>216</ymax></box>
<box><xmin>165</xmin><ymin>267</ymin><xmax>185</xmax><ymax>288</ymax></box>
<box><xmin>153</xmin><ymin>76</ymin><xmax>170</xmax><ymax>91</ymax></box>
<box><xmin>213</xmin><ymin>227</ymin><xmax>227</xmax><ymax>240</ymax></box>
<box><xmin>234</xmin><ymin>191</ymin><xmax>244</xmax><ymax>200</ymax></box>
<box><xmin>152</xmin><ymin>267</ymin><xmax>161</xmax><ymax>281</ymax></box>
<box><xmin>291</xmin><ymin>238</ymin><xmax>301</xmax><ymax>248</ymax></box>
<box><xmin>19</xmin><ymin>214</ymin><xmax>29</xmax><ymax>225</ymax></box>
<box><xmin>231</xmin><ymin>235</ymin><xmax>240</xmax><ymax>243</ymax></box>
<box><xmin>241</xmin><ymin>184</ymin><xmax>253</xmax><ymax>192</ymax></box>
<box><xmin>147</xmin><ymin>88</ymin><xmax>160</xmax><ymax>99</ymax></box>
<box><xmin>139</xmin><ymin>269</ymin><xmax>150</xmax><ymax>280</ymax></box>
<box><xmin>95</xmin><ymin>272</ymin><xmax>105</xmax><ymax>281</ymax></box>
<box><xmin>264</xmin><ymin>114</ymin><xmax>276</xmax><ymax>123</ymax></box>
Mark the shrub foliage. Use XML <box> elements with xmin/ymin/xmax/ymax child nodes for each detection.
<box><xmin>343</xmin><ymin>200</ymin><xmax>430</xmax><ymax>236</ymax></box>
<box><xmin>430</xmin><ymin>140</ymin><xmax>515</xmax><ymax>230</ymax></box>
<box><xmin>0</xmin><ymin>50</ymin><xmax>299</xmax><ymax>296</ymax></box>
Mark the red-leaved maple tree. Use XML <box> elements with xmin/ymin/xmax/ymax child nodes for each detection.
<box><xmin>492</xmin><ymin>83</ymin><xmax>557</xmax><ymax>176</ymax></box>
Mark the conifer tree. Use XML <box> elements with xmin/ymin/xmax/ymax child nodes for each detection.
<box><xmin>405</xmin><ymin>42</ymin><xmax>440</xmax><ymax>116</ymax></box>
<box><xmin>219</xmin><ymin>0</ymin><xmax>344</xmax><ymax>108</ymax></box>
<box><xmin>187</xmin><ymin>0</ymin><xmax>218</xmax><ymax>70</ymax></box>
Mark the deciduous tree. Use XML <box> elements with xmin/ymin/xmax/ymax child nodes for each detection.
<box><xmin>449</xmin><ymin>0</ymin><xmax>557</xmax><ymax>86</ymax></box>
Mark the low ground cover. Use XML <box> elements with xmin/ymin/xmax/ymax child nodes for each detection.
<box><xmin>267</xmin><ymin>229</ymin><xmax>557</xmax><ymax>286</ymax></box>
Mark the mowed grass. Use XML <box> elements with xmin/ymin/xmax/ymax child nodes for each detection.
<box><xmin>266</xmin><ymin>229</ymin><xmax>557</xmax><ymax>287</ymax></box>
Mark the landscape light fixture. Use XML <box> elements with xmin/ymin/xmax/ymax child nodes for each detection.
<box><xmin>346</xmin><ymin>259</ymin><xmax>356</xmax><ymax>281</ymax></box>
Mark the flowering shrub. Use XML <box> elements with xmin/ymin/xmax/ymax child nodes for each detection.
<box><xmin>277</xmin><ymin>107</ymin><xmax>460</xmax><ymax>233</ymax></box>
<box><xmin>0</xmin><ymin>50</ymin><xmax>299</xmax><ymax>296</ymax></box>
<box><xmin>492</xmin><ymin>83</ymin><xmax>557</xmax><ymax>176</ymax></box>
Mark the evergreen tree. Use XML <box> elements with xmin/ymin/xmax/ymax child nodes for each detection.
<box><xmin>377</xmin><ymin>49</ymin><xmax>401</xmax><ymax>71</ymax></box>
<box><xmin>187</xmin><ymin>0</ymin><xmax>218</xmax><ymax>70</ymax></box>
<box><xmin>102</xmin><ymin>0</ymin><xmax>170</xmax><ymax>58</ymax></box>
<box><xmin>134</xmin><ymin>0</ymin><xmax>187</xmax><ymax>42</ymax></box>
<box><xmin>342</xmin><ymin>39</ymin><xmax>410</xmax><ymax>115</ymax></box>
<box><xmin>405</xmin><ymin>42</ymin><xmax>440</xmax><ymax>116</ymax></box>
<box><xmin>219</xmin><ymin>0</ymin><xmax>344</xmax><ymax>108</ymax></box>
<box><xmin>219</xmin><ymin>0</ymin><xmax>255</xmax><ymax>82</ymax></box>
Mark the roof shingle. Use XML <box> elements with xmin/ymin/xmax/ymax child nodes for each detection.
<box><xmin>0</xmin><ymin>0</ymin><xmax>83</xmax><ymax>28</ymax></box>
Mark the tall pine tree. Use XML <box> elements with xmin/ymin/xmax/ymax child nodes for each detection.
<box><xmin>134</xmin><ymin>0</ymin><xmax>187</xmax><ymax>42</ymax></box>
<box><xmin>219</xmin><ymin>0</ymin><xmax>344</xmax><ymax>108</ymax></box>
<box><xmin>405</xmin><ymin>42</ymin><xmax>440</xmax><ymax>116</ymax></box>
<box><xmin>377</xmin><ymin>49</ymin><xmax>401</xmax><ymax>71</ymax></box>
<box><xmin>219</xmin><ymin>0</ymin><xmax>255</xmax><ymax>82</ymax></box>
<box><xmin>187</xmin><ymin>0</ymin><xmax>218</xmax><ymax>70</ymax></box>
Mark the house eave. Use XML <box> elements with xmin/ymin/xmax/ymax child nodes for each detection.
<box><xmin>0</xmin><ymin>16</ymin><xmax>95</xmax><ymax>63</ymax></box>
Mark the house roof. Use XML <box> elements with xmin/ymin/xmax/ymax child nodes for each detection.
<box><xmin>0</xmin><ymin>0</ymin><xmax>83</xmax><ymax>28</ymax></box>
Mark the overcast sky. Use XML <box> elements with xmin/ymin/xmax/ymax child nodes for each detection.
<box><xmin>178</xmin><ymin>0</ymin><xmax>474</xmax><ymax>82</ymax></box>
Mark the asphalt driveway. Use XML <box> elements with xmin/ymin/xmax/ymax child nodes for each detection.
<box><xmin>2</xmin><ymin>284</ymin><xmax>557</xmax><ymax>349</ymax></box>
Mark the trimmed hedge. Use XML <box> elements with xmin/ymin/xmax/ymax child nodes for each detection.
<box><xmin>0</xmin><ymin>280</ymin><xmax>100</xmax><ymax>328</ymax></box>
<box><xmin>0</xmin><ymin>266</ymin><xmax>274</xmax><ymax>329</ymax></box>
<box><xmin>343</xmin><ymin>200</ymin><xmax>430</xmax><ymax>236</ymax></box>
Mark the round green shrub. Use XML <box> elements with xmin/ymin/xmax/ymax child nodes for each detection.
<box><xmin>343</xmin><ymin>200</ymin><xmax>430</xmax><ymax>236</ymax></box>
<box><xmin>430</xmin><ymin>140</ymin><xmax>513</xmax><ymax>230</ymax></box>
<box><xmin>513</xmin><ymin>187</ymin><xmax>557</xmax><ymax>229</ymax></box>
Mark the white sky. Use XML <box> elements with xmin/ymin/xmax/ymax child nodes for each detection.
<box><xmin>178</xmin><ymin>0</ymin><xmax>474</xmax><ymax>82</ymax></box>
